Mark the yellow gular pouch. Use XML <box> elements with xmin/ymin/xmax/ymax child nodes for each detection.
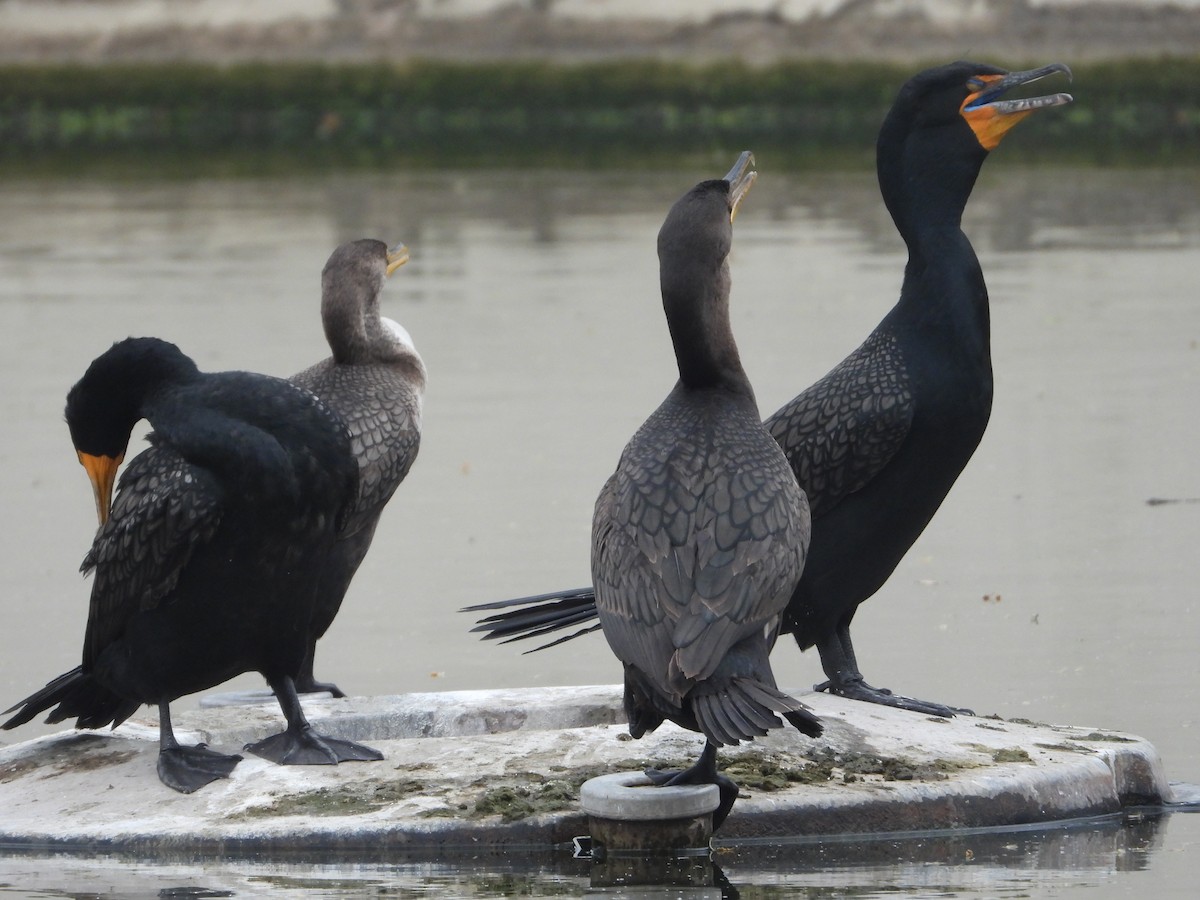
<box><xmin>960</xmin><ymin>64</ymin><xmax>1073</xmax><ymax>152</ymax></box>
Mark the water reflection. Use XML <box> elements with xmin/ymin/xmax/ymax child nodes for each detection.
<box><xmin>0</xmin><ymin>811</ymin><xmax>1190</xmax><ymax>897</ymax></box>
<box><xmin>715</xmin><ymin>813</ymin><xmax>1167</xmax><ymax>893</ymax></box>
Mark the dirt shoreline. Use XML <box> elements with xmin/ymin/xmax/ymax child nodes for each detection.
<box><xmin>0</xmin><ymin>0</ymin><xmax>1195</xmax><ymax>65</ymax></box>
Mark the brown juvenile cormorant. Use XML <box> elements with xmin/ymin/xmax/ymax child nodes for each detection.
<box><xmin>2</xmin><ymin>337</ymin><xmax>382</xmax><ymax>792</ymax></box>
<box><xmin>592</xmin><ymin>152</ymin><xmax>821</xmax><ymax>829</ymax></box>
<box><xmin>289</xmin><ymin>239</ymin><xmax>425</xmax><ymax>696</ymax></box>
<box><xmin>466</xmin><ymin>62</ymin><xmax>1073</xmax><ymax>719</ymax></box>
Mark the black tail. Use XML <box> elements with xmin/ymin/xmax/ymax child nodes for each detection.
<box><xmin>692</xmin><ymin>678</ymin><xmax>824</xmax><ymax>746</ymax></box>
<box><xmin>3</xmin><ymin>666</ymin><xmax>138</xmax><ymax>732</ymax></box>
<box><xmin>462</xmin><ymin>586</ymin><xmax>601</xmax><ymax>652</ymax></box>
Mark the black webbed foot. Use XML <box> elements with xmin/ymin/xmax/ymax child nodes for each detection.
<box><xmin>644</xmin><ymin>741</ymin><xmax>740</xmax><ymax>830</ymax></box>
<box><xmin>156</xmin><ymin>743</ymin><xmax>242</xmax><ymax>793</ymax></box>
<box><xmin>815</xmin><ymin>675</ymin><xmax>972</xmax><ymax>718</ymax></box>
<box><xmin>814</xmin><ymin>627</ymin><xmax>974</xmax><ymax>718</ymax></box>
<box><xmin>319</xmin><ymin>734</ymin><xmax>383</xmax><ymax>762</ymax></box>
<box><xmin>244</xmin><ymin>725</ymin><xmax>382</xmax><ymax>765</ymax></box>
<box><xmin>253</xmin><ymin>674</ymin><xmax>381</xmax><ymax>764</ymax></box>
<box><xmin>644</xmin><ymin>766</ymin><xmax>740</xmax><ymax>830</ymax></box>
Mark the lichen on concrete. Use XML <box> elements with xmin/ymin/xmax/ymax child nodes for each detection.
<box><xmin>1035</xmin><ymin>742</ymin><xmax>1096</xmax><ymax>754</ymax></box>
<box><xmin>473</xmin><ymin>780</ymin><xmax>578</xmax><ymax>822</ymax></box>
<box><xmin>231</xmin><ymin>777</ymin><xmax>428</xmax><ymax>820</ymax></box>
<box><xmin>1079</xmin><ymin>731</ymin><xmax>1135</xmax><ymax>743</ymax></box>
<box><xmin>991</xmin><ymin>747</ymin><xmax>1035</xmax><ymax>764</ymax></box>
<box><xmin>1</xmin><ymin>732</ymin><xmax>138</xmax><ymax>783</ymax></box>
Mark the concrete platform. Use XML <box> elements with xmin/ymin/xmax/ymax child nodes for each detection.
<box><xmin>0</xmin><ymin>685</ymin><xmax>1174</xmax><ymax>858</ymax></box>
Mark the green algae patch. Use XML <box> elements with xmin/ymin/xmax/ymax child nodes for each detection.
<box><xmin>1</xmin><ymin>734</ymin><xmax>139</xmax><ymax>782</ymax></box>
<box><xmin>962</xmin><ymin>743</ymin><xmax>1036</xmax><ymax>764</ymax></box>
<box><xmin>472</xmin><ymin>780</ymin><xmax>578</xmax><ymax>822</ymax></box>
<box><xmin>231</xmin><ymin>778</ymin><xmax>426</xmax><ymax>820</ymax></box>
<box><xmin>837</xmin><ymin>752</ymin><xmax>973</xmax><ymax>784</ymax></box>
<box><xmin>1</xmin><ymin>751</ymin><xmax>141</xmax><ymax>782</ymax></box>
<box><xmin>992</xmin><ymin>748</ymin><xmax>1035</xmax><ymax>764</ymax></box>
<box><xmin>0</xmin><ymin>756</ymin><xmax>41</xmax><ymax>783</ymax></box>
<box><xmin>1005</xmin><ymin>717</ymin><xmax>1056</xmax><ymax>729</ymax></box>
<box><xmin>1079</xmin><ymin>732</ymin><xmax>1135</xmax><ymax>743</ymax></box>
<box><xmin>46</xmin><ymin>748</ymin><xmax>139</xmax><ymax>776</ymax></box>
<box><xmin>1035</xmin><ymin>742</ymin><xmax>1095</xmax><ymax>754</ymax></box>
<box><xmin>416</xmin><ymin>807</ymin><xmax>460</xmax><ymax>819</ymax></box>
<box><xmin>722</xmin><ymin>749</ymin><xmax>974</xmax><ymax>790</ymax></box>
<box><xmin>721</xmin><ymin>751</ymin><xmax>834</xmax><ymax>791</ymax></box>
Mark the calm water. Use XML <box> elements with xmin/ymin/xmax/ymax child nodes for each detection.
<box><xmin>0</xmin><ymin>164</ymin><xmax>1197</xmax><ymax>896</ymax></box>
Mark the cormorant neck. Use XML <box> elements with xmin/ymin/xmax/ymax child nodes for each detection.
<box><xmin>321</xmin><ymin>269</ymin><xmax>419</xmax><ymax>368</ymax></box>
<box><xmin>877</xmin><ymin>124</ymin><xmax>987</xmax><ymax>258</ymax></box>
<box><xmin>322</xmin><ymin>271</ymin><xmax>375</xmax><ymax>364</ymax></box>
<box><xmin>661</xmin><ymin>258</ymin><xmax>750</xmax><ymax>394</ymax></box>
<box><xmin>894</xmin><ymin>224</ymin><xmax>991</xmax><ymax>371</ymax></box>
<box><xmin>876</xmin><ymin>120</ymin><xmax>992</xmax><ymax>355</ymax></box>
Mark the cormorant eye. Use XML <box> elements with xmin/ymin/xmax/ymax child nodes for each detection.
<box><xmin>967</xmin><ymin>77</ymin><xmax>986</xmax><ymax>91</ymax></box>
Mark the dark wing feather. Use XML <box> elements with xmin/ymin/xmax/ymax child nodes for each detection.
<box><xmin>592</xmin><ymin>471</ymin><xmax>672</xmax><ymax>693</ymax></box>
<box><xmin>592</xmin><ymin>397</ymin><xmax>807</xmax><ymax>707</ymax></box>
<box><xmin>79</xmin><ymin>443</ymin><xmax>222</xmax><ymax>669</ymax></box>
<box><xmin>291</xmin><ymin>359</ymin><xmax>422</xmax><ymax>538</ymax></box>
<box><xmin>765</xmin><ymin>329</ymin><xmax>913</xmax><ymax>519</ymax></box>
<box><xmin>187</xmin><ymin>372</ymin><xmax>359</xmax><ymax>530</ymax></box>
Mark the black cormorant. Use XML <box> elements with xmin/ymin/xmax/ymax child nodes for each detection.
<box><xmin>2</xmin><ymin>337</ymin><xmax>383</xmax><ymax>792</ymax></box>
<box><xmin>466</xmin><ymin>62</ymin><xmax>1073</xmax><ymax>719</ymax></box>
<box><xmin>592</xmin><ymin>152</ymin><xmax>821</xmax><ymax>829</ymax></box>
<box><xmin>289</xmin><ymin>239</ymin><xmax>425</xmax><ymax>696</ymax></box>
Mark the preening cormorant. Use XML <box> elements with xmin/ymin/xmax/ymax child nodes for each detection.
<box><xmin>2</xmin><ymin>337</ymin><xmax>383</xmax><ymax>792</ymax></box>
<box><xmin>466</xmin><ymin>62</ymin><xmax>1073</xmax><ymax>718</ymax></box>
<box><xmin>592</xmin><ymin>152</ymin><xmax>821</xmax><ymax>829</ymax></box>
<box><xmin>289</xmin><ymin>239</ymin><xmax>425</xmax><ymax>696</ymax></box>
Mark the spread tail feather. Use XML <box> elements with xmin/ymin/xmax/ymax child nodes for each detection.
<box><xmin>692</xmin><ymin>678</ymin><xmax>823</xmax><ymax>746</ymax></box>
<box><xmin>738</xmin><ymin>678</ymin><xmax>824</xmax><ymax>739</ymax></box>
<box><xmin>462</xmin><ymin>587</ymin><xmax>600</xmax><ymax>650</ymax></box>
<box><xmin>2</xmin><ymin>666</ymin><xmax>138</xmax><ymax>732</ymax></box>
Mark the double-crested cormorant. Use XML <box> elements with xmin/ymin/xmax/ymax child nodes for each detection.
<box><xmin>2</xmin><ymin>337</ymin><xmax>382</xmax><ymax>792</ymax></box>
<box><xmin>593</xmin><ymin>152</ymin><xmax>821</xmax><ymax>830</ymax></box>
<box><xmin>467</xmin><ymin>62</ymin><xmax>1073</xmax><ymax>718</ymax></box>
<box><xmin>289</xmin><ymin>239</ymin><xmax>425</xmax><ymax>696</ymax></box>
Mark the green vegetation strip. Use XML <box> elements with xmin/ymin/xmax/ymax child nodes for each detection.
<box><xmin>0</xmin><ymin>59</ymin><xmax>1196</xmax><ymax>171</ymax></box>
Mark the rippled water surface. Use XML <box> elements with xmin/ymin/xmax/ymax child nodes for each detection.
<box><xmin>0</xmin><ymin>165</ymin><xmax>1197</xmax><ymax>896</ymax></box>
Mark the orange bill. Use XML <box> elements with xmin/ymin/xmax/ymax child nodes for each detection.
<box><xmin>77</xmin><ymin>450</ymin><xmax>123</xmax><ymax>525</ymax></box>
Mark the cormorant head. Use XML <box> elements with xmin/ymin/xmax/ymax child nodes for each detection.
<box><xmin>323</xmin><ymin>237</ymin><xmax>408</xmax><ymax>290</ymax></box>
<box><xmin>65</xmin><ymin>337</ymin><xmax>200</xmax><ymax>525</ymax></box>
<box><xmin>662</xmin><ymin>151</ymin><xmax>753</xmax><ymax>267</ymax></box>
<box><xmin>321</xmin><ymin>238</ymin><xmax>409</xmax><ymax>363</ymax></box>
<box><xmin>658</xmin><ymin>151</ymin><xmax>756</xmax><ymax>297</ymax></box>
<box><xmin>658</xmin><ymin>152</ymin><xmax>757</xmax><ymax>389</ymax></box>
<box><xmin>878</xmin><ymin>62</ymin><xmax>1071</xmax><ymax>236</ymax></box>
<box><xmin>883</xmin><ymin>61</ymin><xmax>1073</xmax><ymax>155</ymax></box>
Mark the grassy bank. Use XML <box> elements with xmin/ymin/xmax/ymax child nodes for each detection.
<box><xmin>0</xmin><ymin>59</ymin><xmax>1195</xmax><ymax>173</ymax></box>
